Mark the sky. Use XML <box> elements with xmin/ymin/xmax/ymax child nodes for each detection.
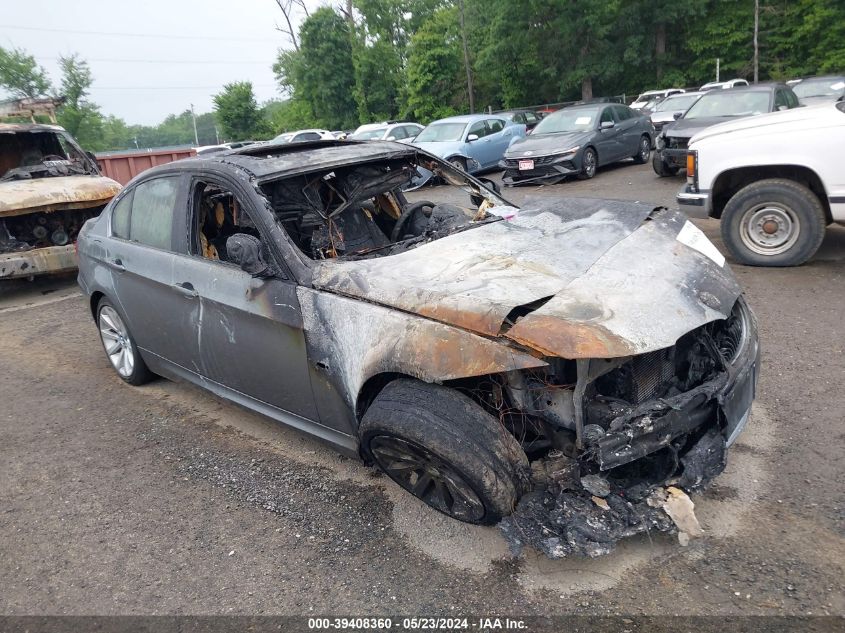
<box><xmin>0</xmin><ymin>0</ymin><xmax>319</xmax><ymax>125</ymax></box>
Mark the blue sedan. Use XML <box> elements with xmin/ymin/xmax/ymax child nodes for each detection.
<box><xmin>412</xmin><ymin>114</ymin><xmax>526</xmax><ymax>173</ymax></box>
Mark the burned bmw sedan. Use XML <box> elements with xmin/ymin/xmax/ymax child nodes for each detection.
<box><xmin>77</xmin><ymin>140</ymin><xmax>758</xmax><ymax>556</ymax></box>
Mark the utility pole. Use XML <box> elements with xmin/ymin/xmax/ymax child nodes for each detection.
<box><xmin>753</xmin><ymin>0</ymin><xmax>760</xmax><ymax>83</ymax></box>
<box><xmin>190</xmin><ymin>103</ymin><xmax>199</xmax><ymax>146</ymax></box>
<box><xmin>457</xmin><ymin>0</ymin><xmax>475</xmax><ymax>113</ymax></box>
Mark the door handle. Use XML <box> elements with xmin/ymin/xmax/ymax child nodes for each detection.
<box><xmin>173</xmin><ymin>281</ymin><xmax>198</xmax><ymax>298</ymax></box>
<box><xmin>109</xmin><ymin>258</ymin><xmax>126</xmax><ymax>272</ymax></box>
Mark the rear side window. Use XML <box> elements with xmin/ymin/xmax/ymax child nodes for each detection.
<box><xmin>110</xmin><ymin>191</ymin><xmax>133</xmax><ymax>239</ymax></box>
<box><xmin>487</xmin><ymin>119</ymin><xmax>505</xmax><ymax>133</ymax></box>
<box><xmin>129</xmin><ymin>176</ymin><xmax>179</xmax><ymax>250</ymax></box>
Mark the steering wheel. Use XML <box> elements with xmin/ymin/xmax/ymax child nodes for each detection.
<box><xmin>390</xmin><ymin>201</ymin><xmax>435</xmax><ymax>242</ymax></box>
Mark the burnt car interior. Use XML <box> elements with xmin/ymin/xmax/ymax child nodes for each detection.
<box><xmin>192</xmin><ymin>182</ymin><xmax>261</xmax><ymax>263</ymax></box>
<box><xmin>0</xmin><ymin>130</ymin><xmax>103</xmax><ymax>255</ymax></box>
<box><xmin>258</xmin><ymin>154</ymin><xmax>503</xmax><ymax>260</ymax></box>
<box><xmin>0</xmin><ymin>130</ymin><xmax>95</xmax><ymax>182</ymax></box>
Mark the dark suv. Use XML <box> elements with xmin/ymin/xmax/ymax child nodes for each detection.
<box><xmin>653</xmin><ymin>83</ymin><xmax>801</xmax><ymax>177</ymax></box>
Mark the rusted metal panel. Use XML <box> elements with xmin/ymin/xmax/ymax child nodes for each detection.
<box><xmin>0</xmin><ymin>244</ymin><xmax>77</xmax><ymax>279</ymax></box>
<box><xmin>311</xmin><ymin>200</ymin><xmax>742</xmax><ymax>359</ymax></box>
<box><xmin>0</xmin><ymin>176</ymin><xmax>121</xmax><ymax>217</ymax></box>
<box><xmin>95</xmin><ymin>148</ymin><xmax>196</xmax><ymax>185</ymax></box>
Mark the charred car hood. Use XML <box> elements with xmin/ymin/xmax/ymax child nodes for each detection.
<box><xmin>506</xmin><ymin>132</ymin><xmax>592</xmax><ymax>157</ymax></box>
<box><xmin>312</xmin><ymin>199</ymin><xmax>742</xmax><ymax>359</ymax></box>
<box><xmin>664</xmin><ymin>117</ymin><xmax>735</xmax><ymax>140</ymax></box>
<box><xmin>0</xmin><ymin>175</ymin><xmax>121</xmax><ymax>217</ymax></box>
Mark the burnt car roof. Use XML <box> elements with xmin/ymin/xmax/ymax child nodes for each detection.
<box><xmin>0</xmin><ymin>123</ymin><xmax>66</xmax><ymax>134</ymax></box>
<box><xmin>152</xmin><ymin>139</ymin><xmax>417</xmax><ymax>181</ymax></box>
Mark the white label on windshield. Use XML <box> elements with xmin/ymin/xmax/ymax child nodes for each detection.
<box><xmin>676</xmin><ymin>220</ymin><xmax>725</xmax><ymax>267</ymax></box>
<box><xmin>575</xmin><ymin>117</ymin><xmax>592</xmax><ymax>125</ymax></box>
<box><xmin>831</xmin><ymin>81</ymin><xmax>845</xmax><ymax>90</ymax></box>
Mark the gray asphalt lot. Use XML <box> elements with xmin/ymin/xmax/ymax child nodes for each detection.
<box><xmin>1</xmin><ymin>160</ymin><xmax>843</xmax><ymax>617</ymax></box>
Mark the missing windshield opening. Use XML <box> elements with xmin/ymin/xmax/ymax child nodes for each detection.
<box><xmin>259</xmin><ymin>156</ymin><xmax>505</xmax><ymax>260</ymax></box>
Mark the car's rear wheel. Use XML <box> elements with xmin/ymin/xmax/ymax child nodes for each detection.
<box><xmin>578</xmin><ymin>147</ymin><xmax>597</xmax><ymax>179</ymax></box>
<box><xmin>652</xmin><ymin>152</ymin><xmax>679</xmax><ymax>176</ymax></box>
<box><xmin>721</xmin><ymin>178</ymin><xmax>826</xmax><ymax>267</ymax></box>
<box><xmin>97</xmin><ymin>298</ymin><xmax>153</xmax><ymax>385</ymax></box>
<box><xmin>359</xmin><ymin>379</ymin><xmax>528</xmax><ymax>525</ymax></box>
<box><xmin>633</xmin><ymin>134</ymin><xmax>651</xmax><ymax>164</ymax></box>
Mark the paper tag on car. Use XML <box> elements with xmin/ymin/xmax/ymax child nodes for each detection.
<box><xmin>575</xmin><ymin>117</ymin><xmax>592</xmax><ymax>125</ymax></box>
<box><xmin>831</xmin><ymin>81</ymin><xmax>845</xmax><ymax>90</ymax></box>
<box><xmin>676</xmin><ymin>221</ymin><xmax>725</xmax><ymax>267</ymax></box>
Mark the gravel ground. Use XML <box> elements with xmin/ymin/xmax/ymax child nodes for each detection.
<box><xmin>1</xmin><ymin>161</ymin><xmax>843</xmax><ymax>618</ymax></box>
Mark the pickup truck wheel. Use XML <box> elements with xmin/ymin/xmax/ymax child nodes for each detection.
<box><xmin>632</xmin><ymin>135</ymin><xmax>651</xmax><ymax>164</ymax></box>
<box><xmin>721</xmin><ymin>178</ymin><xmax>826</xmax><ymax>267</ymax></box>
<box><xmin>577</xmin><ymin>147</ymin><xmax>597</xmax><ymax>179</ymax></box>
<box><xmin>96</xmin><ymin>298</ymin><xmax>154</xmax><ymax>385</ymax></box>
<box><xmin>652</xmin><ymin>152</ymin><xmax>679</xmax><ymax>177</ymax></box>
<box><xmin>359</xmin><ymin>379</ymin><xmax>528</xmax><ymax>525</ymax></box>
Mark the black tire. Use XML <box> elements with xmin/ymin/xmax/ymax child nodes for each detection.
<box><xmin>448</xmin><ymin>157</ymin><xmax>467</xmax><ymax>172</ymax></box>
<box><xmin>96</xmin><ymin>297</ymin><xmax>154</xmax><ymax>385</ymax></box>
<box><xmin>632</xmin><ymin>134</ymin><xmax>651</xmax><ymax>164</ymax></box>
<box><xmin>359</xmin><ymin>379</ymin><xmax>528</xmax><ymax>525</ymax></box>
<box><xmin>720</xmin><ymin>178</ymin><xmax>826</xmax><ymax>267</ymax></box>
<box><xmin>652</xmin><ymin>151</ymin><xmax>679</xmax><ymax>177</ymax></box>
<box><xmin>577</xmin><ymin>147</ymin><xmax>597</xmax><ymax>180</ymax></box>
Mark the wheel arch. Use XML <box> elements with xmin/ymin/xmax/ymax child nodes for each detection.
<box><xmin>89</xmin><ymin>290</ymin><xmax>105</xmax><ymax>320</ymax></box>
<box><xmin>710</xmin><ymin>165</ymin><xmax>831</xmax><ymax>223</ymax></box>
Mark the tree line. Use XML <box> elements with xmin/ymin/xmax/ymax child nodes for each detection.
<box><xmin>2</xmin><ymin>0</ymin><xmax>843</xmax><ymax>151</ymax></box>
<box><xmin>275</xmin><ymin>0</ymin><xmax>845</xmax><ymax>130</ymax></box>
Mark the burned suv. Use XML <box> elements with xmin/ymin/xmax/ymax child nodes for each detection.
<box><xmin>77</xmin><ymin>140</ymin><xmax>759</xmax><ymax>556</ymax></box>
<box><xmin>1</xmin><ymin>123</ymin><xmax>120</xmax><ymax>279</ymax></box>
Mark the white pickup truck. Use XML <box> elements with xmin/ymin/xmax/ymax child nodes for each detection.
<box><xmin>677</xmin><ymin>102</ymin><xmax>845</xmax><ymax>266</ymax></box>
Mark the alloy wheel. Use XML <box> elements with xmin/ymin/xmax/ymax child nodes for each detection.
<box><xmin>99</xmin><ymin>306</ymin><xmax>135</xmax><ymax>378</ymax></box>
<box><xmin>369</xmin><ymin>435</ymin><xmax>485</xmax><ymax>522</ymax></box>
<box><xmin>583</xmin><ymin>149</ymin><xmax>596</xmax><ymax>177</ymax></box>
<box><xmin>639</xmin><ymin>137</ymin><xmax>650</xmax><ymax>161</ymax></box>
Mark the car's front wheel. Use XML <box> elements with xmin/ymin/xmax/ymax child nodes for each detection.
<box><xmin>721</xmin><ymin>178</ymin><xmax>826</xmax><ymax>267</ymax></box>
<box><xmin>97</xmin><ymin>298</ymin><xmax>153</xmax><ymax>385</ymax></box>
<box><xmin>652</xmin><ymin>152</ymin><xmax>679</xmax><ymax>176</ymax></box>
<box><xmin>578</xmin><ymin>147</ymin><xmax>597</xmax><ymax>179</ymax></box>
<box><xmin>448</xmin><ymin>157</ymin><xmax>467</xmax><ymax>172</ymax></box>
<box><xmin>360</xmin><ymin>379</ymin><xmax>528</xmax><ymax>525</ymax></box>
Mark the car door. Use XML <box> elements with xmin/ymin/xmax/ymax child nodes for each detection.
<box><xmin>105</xmin><ymin>173</ymin><xmax>201</xmax><ymax>372</ymax></box>
<box><xmin>594</xmin><ymin>106</ymin><xmax>623</xmax><ymax>164</ymax></box>
<box><xmin>464</xmin><ymin>120</ymin><xmax>490</xmax><ymax>168</ymax></box>
<box><xmin>613</xmin><ymin>105</ymin><xmax>641</xmax><ymax>156</ymax></box>
<box><xmin>485</xmin><ymin>118</ymin><xmax>516</xmax><ymax>165</ymax></box>
<box><xmin>170</xmin><ymin>174</ymin><xmax>320</xmax><ymax>422</ymax></box>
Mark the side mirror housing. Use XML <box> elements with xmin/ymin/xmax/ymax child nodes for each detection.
<box><xmin>467</xmin><ymin>133</ymin><xmax>479</xmax><ymax>142</ymax></box>
<box><xmin>673</xmin><ymin>111</ymin><xmax>683</xmax><ymax>120</ymax></box>
<box><xmin>386</xmin><ymin>136</ymin><xmax>396</xmax><ymax>141</ymax></box>
<box><xmin>600</xmin><ymin>120</ymin><xmax>615</xmax><ymax>130</ymax></box>
<box><xmin>226</xmin><ymin>234</ymin><xmax>272</xmax><ymax>278</ymax></box>
<box><xmin>777</xmin><ymin>105</ymin><xmax>788</xmax><ymax>111</ymax></box>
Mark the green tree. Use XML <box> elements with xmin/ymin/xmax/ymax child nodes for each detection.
<box><xmin>56</xmin><ymin>55</ymin><xmax>105</xmax><ymax>150</ymax></box>
<box><xmin>405</xmin><ymin>6</ymin><xmax>465</xmax><ymax>121</ymax></box>
<box><xmin>213</xmin><ymin>81</ymin><xmax>264</xmax><ymax>140</ymax></box>
<box><xmin>0</xmin><ymin>46</ymin><xmax>52</xmax><ymax>98</ymax></box>
<box><xmin>297</xmin><ymin>8</ymin><xmax>358</xmax><ymax>129</ymax></box>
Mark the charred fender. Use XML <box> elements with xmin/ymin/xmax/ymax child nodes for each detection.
<box><xmin>297</xmin><ymin>287</ymin><xmax>548</xmax><ymax>413</ymax></box>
